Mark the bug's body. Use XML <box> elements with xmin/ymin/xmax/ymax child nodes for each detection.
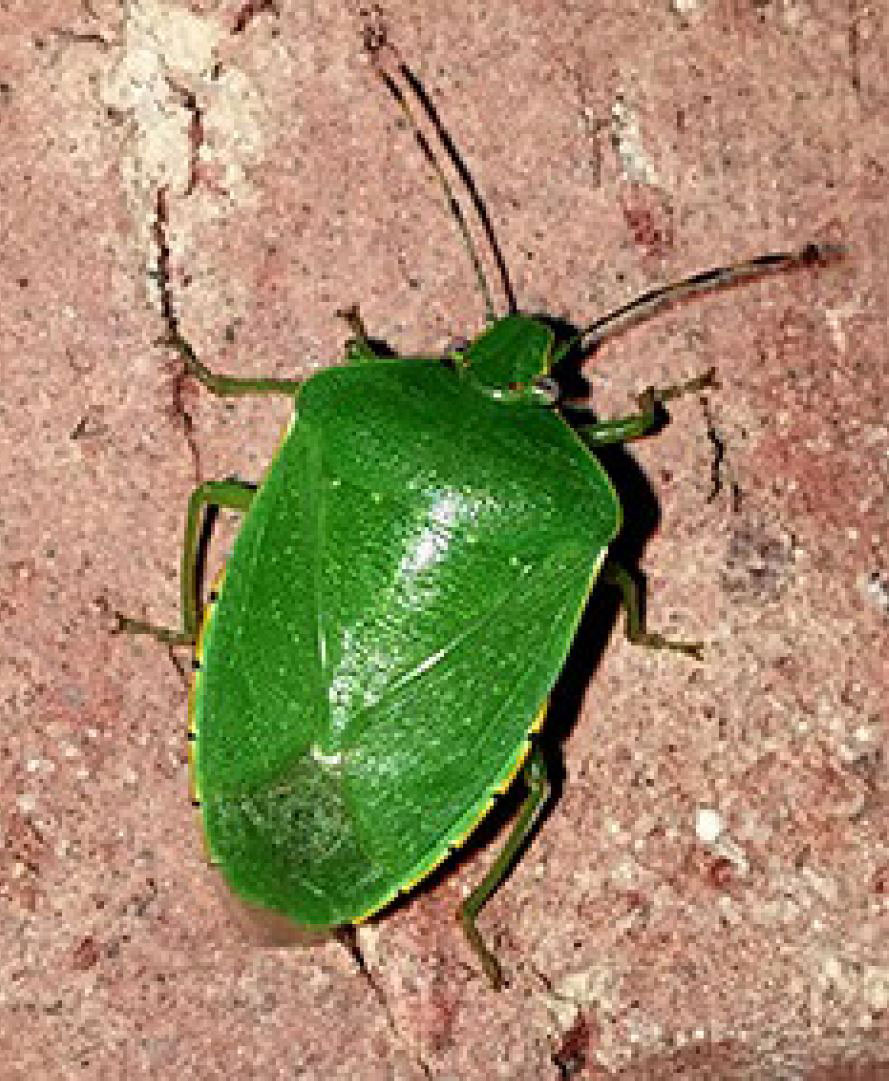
<box><xmin>120</xmin><ymin>44</ymin><xmax>838</xmax><ymax>985</ymax></box>
<box><xmin>192</xmin><ymin>327</ymin><xmax>620</xmax><ymax>927</ymax></box>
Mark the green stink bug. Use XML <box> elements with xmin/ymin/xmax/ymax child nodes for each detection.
<box><xmin>118</xmin><ymin>42</ymin><xmax>840</xmax><ymax>988</ymax></box>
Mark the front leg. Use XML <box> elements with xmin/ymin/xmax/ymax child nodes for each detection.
<box><xmin>575</xmin><ymin>368</ymin><xmax>717</xmax><ymax>447</ymax></box>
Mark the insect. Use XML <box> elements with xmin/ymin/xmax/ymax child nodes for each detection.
<box><xmin>117</xmin><ymin>40</ymin><xmax>840</xmax><ymax>988</ymax></box>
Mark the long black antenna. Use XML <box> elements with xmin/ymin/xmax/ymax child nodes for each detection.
<box><xmin>397</xmin><ymin>62</ymin><xmax>518</xmax><ymax>316</ymax></box>
<box><xmin>551</xmin><ymin>242</ymin><xmax>844</xmax><ymax>366</ymax></box>
<box><xmin>365</xmin><ymin>32</ymin><xmax>517</xmax><ymax>321</ymax></box>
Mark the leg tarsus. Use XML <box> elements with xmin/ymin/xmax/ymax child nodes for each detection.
<box><xmin>458</xmin><ymin>746</ymin><xmax>550</xmax><ymax>990</ymax></box>
<box><xmin>112</xmin><ymin>612</ymin><xmax>195</xmax><ymax>647</ymax></box>
<box><xmin>637</xmin><ymin>365</ymin><xmax>718</xmax><ymax>411</ymax></box>
<box><xmin>603</xmin><ymin>560</ymin><xmax>703</xmax><ymax>660</ymax></box>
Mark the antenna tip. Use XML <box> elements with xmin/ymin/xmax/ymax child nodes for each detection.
<box><xmin>798</xmin><ymin>241</ymin><xmax>846</xmax><ymax>266</ymax></box>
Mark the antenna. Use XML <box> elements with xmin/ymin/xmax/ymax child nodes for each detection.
<box><xmin>365</xmin><ymin>32</ymin><xmax>517</xmax><ymax>322</ymax></box>
<box><xmin>551</xmin><ymin>243</ymin><xmax>844</xmax><ymax>366</ymax></box>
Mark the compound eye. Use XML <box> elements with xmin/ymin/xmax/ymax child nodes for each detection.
<box><xmin>530</xmin><ymin>375</ymin><xmax>561</xmax><ymax>406</ymax></box>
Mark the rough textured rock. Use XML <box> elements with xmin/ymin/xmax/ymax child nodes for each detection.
<box><xmin>2</xmin><ymin>2</ymin><xmax>886</xmax><ymax>1077</ymax></box>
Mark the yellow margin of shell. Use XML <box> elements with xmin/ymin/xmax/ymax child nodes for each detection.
<box><xmin>188</xmin><ymin>565</ymin><xmax>227</xmax><ymax>862</ymax></box>
<box><xmin>187</xmin><ymin>411</ymin><xmax>296</xmax><ymax>863</ymax></box>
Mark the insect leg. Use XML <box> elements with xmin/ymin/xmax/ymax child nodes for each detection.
<box><xmin>602</xmin><ymin>560</ymin><xmax>703</xmax><ymax>660</ymax></box>
<box><xmin>575</xmin><ymin>367</ymin><xmax>717</xmax><ymax>447</ymax></box>
<box><xmin>458</xmin><ymin>745</ymin><xmax>550</xmax><ymax>990</ymax></box>
<box><xmin>151</xmin><ymin>184</ymin><xmax>299</xmax><ymax>398</ymax></box>
<box><xmin>160</xmin><ymin>329</ymin><xmax>301</xmax><ymax>398</ymax></box>
<box><xmin>114</xmin><ymin>479</ymin><xmax>255</xmax><ymax>646</ymax></box>
<box><xmin>335</xmin><ymin>303</ymin><xmax>387</xmax><ymax>362</ymax></box>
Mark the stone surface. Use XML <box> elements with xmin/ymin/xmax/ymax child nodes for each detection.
<box><xmin>1</xmin><ymin>2</ymin><xmax>887</xmax><ymax>1078</ymax></box>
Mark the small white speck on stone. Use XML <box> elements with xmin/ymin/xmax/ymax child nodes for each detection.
<box><xmin>822</xmin><ymin>955</ymin><xmax>843</xmax><ymax>983</ymax></box>
<box><xmin>713</xmin><ymin>832</ymin><xmax>750</xmax><ymax>875</ymax></box>
<box><xmin>610</xmin><ymin>855</ymin><xmax>638</xmax><ymax>887</ymax></box>
<box><xmin>717</xmin><ymin>894</ymin><xmax>742</xmax><ymax>925</ymax></box>
<box><xmin>862</xmin><ymin>571</ymin><xmax>889</xmax><ymax>615</ymax></box>
<box><xmin>16</xmin><ymin>794</ymin><xmax>37</xmax><ymax>814</ymax></box>
<box><xmin>695</xmin><ymin>807</ymin><xmax>723</xmax><ymax>844</ymax></box>
<box><xmin>864</xmin><ymin>967</ymin><xmax>889</xmax><ymax>1012</ymax></box>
